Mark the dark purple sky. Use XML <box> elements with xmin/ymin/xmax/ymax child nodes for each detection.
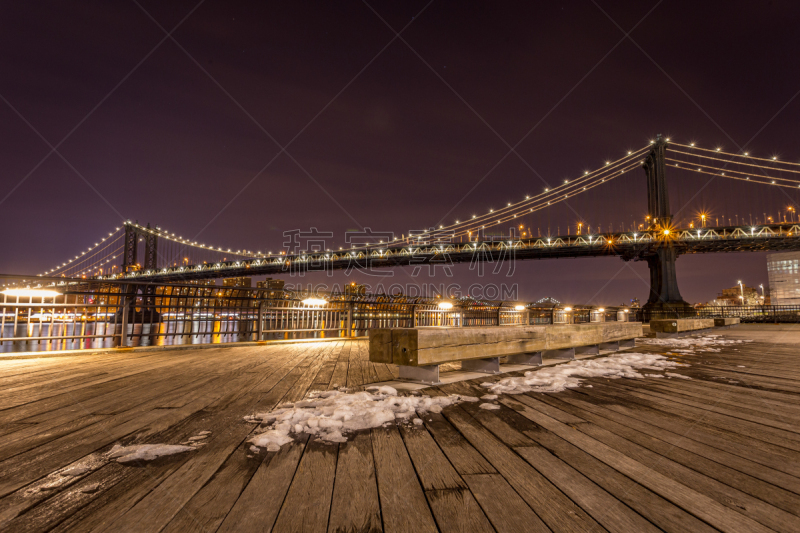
<box><xmin>2</xmin><ymin>1</ymin><xmax>799</xmax><ymax>304</ymax></box>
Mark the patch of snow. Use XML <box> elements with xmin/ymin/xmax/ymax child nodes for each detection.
<box><xmin>188</xmin><ymin>435</ymin><xmax>207</xmax><ymax>441</ymax></box>
<box><xmin>413</xmin><ymin>418</ymin><xmax>423</xmax><ymax>425</ymax></box>
<box><xmin>249</xmin><ymin>445</ymin><xmax>260</xmax><ymax>453</ymax></box>
<box><xmin>459</xmin><ymin>395</ymin><xmax>480</xmax><ymax>402</ymax></box>
<box><xmin>639</xmin><ymin>334</ymin><xmax>750</xmax><ymax>352</ymax></box>
<box><xmin>644</xmin><ymin>374</ymin><xmax>665</xmax><ymax>378</ymax></box>
<box><xmin>60</xmin><ymin>464</ymin><xmax>93</xmax><ymax>476</ymax></box>
<box><xmin>244</xmin><ymin>387</ymin><xmax>460</xmax><ymax>447</ymax></box>
<box><xmin>665</xmin><ymin>372</ymin><xmax>691</xmax><ymax>380</ymax></box>
<box><xmin>737</xmin><ymin>365</ymin><xmax>746</xmax><ymax>368</ymax></box>
<box><xmin>198</xmin><ymin>430</ymin><xmax>211</xmax><ymax>435</ymax></box>
<box><xmin>481</xmin><ymin>394</ymin><xmax>498</xmax><ymax>400</ymax></box>
<box><xmin>479</xmin><ymin>403</ymin><xmax>501</xmax><ymax>410</ymax></box>
<box><xmin>108</xmin><ymin>444</ymin><xmax>194</xmax><ymax>464</ymax></box>
<box><xmin>481</xmin><ymin>353</ymin><xmax>689</xmax><ymax>395</ymax></box>
<box><xmin>80</xmin><ymin>483</ymin><xmax>100</xmax><ymax>494</ymax></box>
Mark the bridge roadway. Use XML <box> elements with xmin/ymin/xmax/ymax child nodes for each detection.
<box><xmin>109</xmin><ymin>223</ymin><xmax>800</xmax><ymax>282</ymax></box>
<box><xmin>1</xmin><ymin>326</ymin><xmax>799</xmax><ymax>531</ymax></box>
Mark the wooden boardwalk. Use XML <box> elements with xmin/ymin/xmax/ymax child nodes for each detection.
<box><xmin>1</xmin><ymin>325</ymin><xmax>800</xmax><ymax>532</ymax></box>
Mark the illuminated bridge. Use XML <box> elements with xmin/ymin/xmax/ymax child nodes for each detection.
<box><xmin>25</xmin><ymin>136</ymin><xmax>800</xmax><ymax>315</ymax></box>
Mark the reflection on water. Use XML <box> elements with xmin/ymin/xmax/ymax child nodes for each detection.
<box><xmin>0</xmin><ymin>319</ymin><xmax>260</xmax><ymax>353</ymax></box>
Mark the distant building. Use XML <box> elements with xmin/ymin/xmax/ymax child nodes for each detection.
<box><xmin>345</xmin><ymin>282</ymin><xmax>366</xmax><ymax>296</ymax></box>
<box><xmin>767</xmin><ymin>252</ymin><xmax>800</xmax><ymax>305</ymax></box>
<box><xmin>222</xmin><ymin>277</ymin><xmax>251</xmax><ymax>288</ymax></box>
<box><xmin>256</xmin><ymin>278</ymin><xmax>285</xmax><ymax>290</ymax></box>
<box><xmin>713</xmin><ymin>284</ymin><xmax>761</xmax><ymax>306</ymax></box>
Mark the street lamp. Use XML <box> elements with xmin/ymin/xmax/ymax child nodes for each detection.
<box><xmin>737</xmin><ymin>280</ymin><xmax>744</xmax><ymax>305</ymax></box>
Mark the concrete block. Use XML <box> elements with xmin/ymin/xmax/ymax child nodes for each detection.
<box><xmin>399</xmin><ymin>365</ymin><xmax>440</xmax><ymax>385</ymax></box>
<box><xmin>461</xmin><ymin>357</ymin><xmax>501</xmax><ymax>374</ymax></box>
<box><xmin>649</xmin><ymin>318</ymin><xmax>714</xmax><ymax>334</ymax></box>
<box><xmin>619</xmin><ymin>338</ymin><xmax>636</xmax><ymax>348</ymax></box>
<box><xmin>575</xmin><ymin>344</ymin><xmax>600</xmax><ymax>356</ymax></box>
<box><xmin>714</xmin><ymin>317</ymin><xmax>741</xmax><ymax>327</ymax></box>
<box><xmin>599</xmin><ymin>341</ymin><xmax>620</xmax><ymax>351</ymax></box>
<box><xmin>506</xmin><ymin>352</ymin><xmax>543</xmax><ymax>366</ymax></box>
<box><xmin>545</xmin><ymin>347</ymin><xmax>575</xmax><ymax>360</ymax></box>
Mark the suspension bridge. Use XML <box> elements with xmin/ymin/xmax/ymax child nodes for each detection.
<box><xmin>26</xmin><ymin>136</ymin><xmax>800</xmax><ymax>315</ymax></box>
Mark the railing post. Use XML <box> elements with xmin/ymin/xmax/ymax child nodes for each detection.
<box><xmin>347</xmin><ymin>302</ymin><xmax>353</xmax><ymax>337</ymax></box>
<box><xmin>411</xmin><ymin>304</ymin><xmax>417</xmax><ymax>328</ymax></box>
<box><xmin>120</xmin><ymin>295</ymin><xmax>130</xmax><ymax>347</ymax></box>
<box><xmin>257</xmin><ymin>301</ymin><xmax>265</xmax><ymax>341</ymax></box>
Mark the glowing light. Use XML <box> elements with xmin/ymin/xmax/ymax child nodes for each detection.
<box><xmin>597</xmin><ymin>308</ymin><xmax>605</xmax><ymax>312</ymax></box>
<box><xmin>438</xmin><ymin>302</ymin><xmax>454</xmax><ymax>310</ymax></box>
<box><xmin>302</xmin><ymin>298</ymin><xmax>327</xmax><ymax>306</ymax></box>
<box><xmin>663</xmin><ymin>229</ymin><xmax>670</xmax><ymax>235</ymax></box>
<box><xmin>514</xmin><ymin>305</ymin><xmax>526</xmax><ymax>311</ymax></box>
<box><xmin>564</xmin><ymin>307</ymin><xmax>572</xmax><ymax>312</ymax></box>
<box><xmin>2</xmin><ymin>288</ymin><xmax>60</xmax><ymax>297</ymax></box>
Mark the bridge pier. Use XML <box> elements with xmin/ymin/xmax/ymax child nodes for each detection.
<box><xmin>640</xmin><ymin>135</ymin><xmax>694</xmax><ymax>319</ymax></box>
<box><xmin>642</xmin><ymin>244</ymin><xmax>693</xmax><ymax>318</ymax></box>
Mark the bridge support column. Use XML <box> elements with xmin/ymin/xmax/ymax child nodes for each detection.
<box><xmin>642</xmin><ymin>243</ymin><xmax>694</xmax><ymax>319</ymax></box>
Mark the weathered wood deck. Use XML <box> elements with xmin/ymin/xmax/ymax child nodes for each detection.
<box><xmin>1</xmin><ymin>325</ymin><xmax>800</xmax><ymax>532</ymax></box>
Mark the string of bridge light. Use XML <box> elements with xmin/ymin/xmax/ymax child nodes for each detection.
<box><xmin>74</xmin><ymin>245</ymin><xmax>125</xmax><ymax>278</ymax></box>
<box><xmin>41</xmin><ymin>227</ymin><xmax>124</xmax><ymax>276</ymax></box>
<box><xmin>668</xmin><ymin>149</ymin><xmax>800</xmax><ymax>175</ymax></box>
<box><xmin>672</xmin><ymin>142</ymin><xmax>800</xmax><ymax>167</ymax></box>
<box><xmin>665</xmin><ymin>160</ymin><xmax>800</xmax><ymax>189</ymax></box>
<box><xmin>666</xmin><ymin>150</ymin><xmax>800</xmax><ymax>186</ymax></box>
<box><xmin>400</xmin><ymin>145</ymin><xmax>650</xmax><ymax>245</ymax></box>
<box><xmin>121</xmin><ymin>145</ymin><xmax>651</xmax><ymax>263</ymax></box>
<box><xmin>125</xmin><ymin>222</ymin><xmax>262</xmax><ymax>259</ymax></box>
<box><xmin>445</xmin><ymin>159</ymin><xmax>644</xmax><ymax>241</ymax></box>
<box><xmin>667</xmin><ymin>157</ymin><xmax>800</xmax><ymax>185</ymax></box>
<box><xmin>59</xmin><ymin>235</ymin><xmax>124</xmax><ymax>277</ymax></box>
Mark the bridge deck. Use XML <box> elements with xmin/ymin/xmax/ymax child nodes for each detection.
<box><xmin>1</xmin><ymin>326</ymin><xmax>799</xmax><ymax>532</ymax></box>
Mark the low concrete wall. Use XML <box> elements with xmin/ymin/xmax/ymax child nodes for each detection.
<box><xmin>650</xmin><ymin>318</ymin><xmax>714</xmax><ymax>334</ymax></box>
<box><xmin>714</xmin><ymin>317</ymin><xmax>741</xmax><ymax>327</ymax></box>
<box><xmin>369</xmin><ymin>322</ymin><xmax>643</xmax><ymax>366</ymax></box>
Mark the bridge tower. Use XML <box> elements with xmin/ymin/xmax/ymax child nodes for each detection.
<box><xmin>121</xmin><ymin>222</ymin><xmax>158</xmax><ymax>272</ymax></box>
<box><xmin>641</xmin><ymin>135</ymin><xmax>693</xmax><ymax>317</ymax></box>
<box><xmin>122</xmin><ymin>223</ymin><xmax>138</xmax><ymax>272</ymax></box>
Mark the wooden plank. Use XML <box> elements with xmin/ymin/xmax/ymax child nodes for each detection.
<box><xmin>422</xmin><ymin>412</ymin><xmax>495</xmax><ymax>476</ymax></box>
<box><xmin>443</xmin><ymin>406</ymin><xmax>600</xmax><ymax>533</ymax></box>
<box><xmin>159</xmin><ymin>439</ymin><xmax>263</xmax><ymax>533</ymax></box>
<box><xmin>584</xmin><ymin>381</ymin><xmax>800</xmax><ymax>473</ymax></box>
<box><xmin>399</xmin><ymin>422</ymin><xmax>466</xmax><ymax>491</ymax></box>
<box><xmin>327</xmin><ymin>432</ymin><xmax>381</xmax><ymax>533</ymax></box>
<box><xmin>451</xmin><ymin>381</ymin><xmax>660</xmax><ymax>533</ymax></box>
<box><xmin>425</xmin><ymin>488</ymin><xmax>494</xmax><ymax>533</ymax></box>
<box><xmin>463</xmin><ymin>473</ymin><xmax>545</xmax><ymax>533</ymax></box>
<box><xmin>217</xmin><ymin>436</ymin><xmax>309</xmax><ymax>532</ymax></box>
<box><xmin>541</xmin><ymin>390</ymin><xmax>800</xmax><ymax>515</ymax></box>
<box><xmin>273</xmin><ymin>438</ymin><xmax>338</xmax><ymax>532</ymax></box>
<box><xmin>499</xmin><ymin>394</ymin><xmax>779</xmax><ymax>533</ymax></box>
<box><xmin>371</xmin><ymin>425</ymin><xmax>438</xmax><ymax>532</ymax></box>
<box><xmin>497</xmin><ymin>403</ymin><xmax>718</xmax><ymax>533</ymax></box>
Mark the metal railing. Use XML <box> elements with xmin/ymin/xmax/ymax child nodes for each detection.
<box><xmin>631</xmin><ymin>305</ymin><xmax>800</xmax><ymax>323</ymax></box>
<box><xmin>5</xmin><ymin>278</ymin><xmax>610</xmax><ymax>353</ymax></box>
<box><xmin>20</xmin><ymin>278</ymin><xmax>800</xmax><ymax>354</ymax></box>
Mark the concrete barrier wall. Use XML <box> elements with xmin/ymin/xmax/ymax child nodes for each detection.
<box><xmin>369</xmin><ymin>322</ymin><xmax>643</xmax><ymax>366</ymax></box>
<box><xmin>650</xmin><ymin>318</ymin><xmax>714</xmax><ymax>333</ymax></box>
<box><xmin>714</xmin><ymin>317</ymin><xmax>741</xmax><ymax>327</ymax></box>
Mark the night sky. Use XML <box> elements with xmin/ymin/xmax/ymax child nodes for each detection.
<box><xmin>2</xmin><ymin>1</ymin><xmax>799</xmax><ymax>305</ymax></box>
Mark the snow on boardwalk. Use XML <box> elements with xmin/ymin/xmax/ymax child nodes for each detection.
<box><xmin>0</xmin><ymin>329</ymin><xmax>798</xmax><ymax>532</ymax></box>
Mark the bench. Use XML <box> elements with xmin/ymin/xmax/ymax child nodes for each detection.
<box><xmin>714</xmin><ymin>317</ymin><xmax>741</xmax><ymax>328</ymax></box>
<box><xmin>369</xmin><ymin>322</ymin><xmax>643</xmax><ymax>384</ymax></box>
